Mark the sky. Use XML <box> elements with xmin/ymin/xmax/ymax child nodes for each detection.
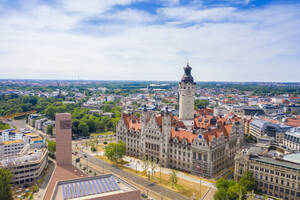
<box><xmin>0</xmin><ymin>0</ymin><xmax>300</xmax><ymax>82</ymax></box>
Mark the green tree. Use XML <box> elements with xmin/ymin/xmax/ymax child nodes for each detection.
<box><xmin>0</xmin><ymin>122</ymin><xmax>10</xmax><ymax>130</ymax></box>
<box><xmin>149</xmin><ymin>160</ymin><xmax>157</xmax><ymax>179</ymax></box>
<box><xmin>239</xmin><ymin>171</ymin><xmax>256</xmax><ymax>192</ymax></box>
<box><xmin>103</xmin><ymin>104</ymin><xmax>112</xmax><ymax>112</ymax></box>
<box><xmin>78</xmin><ymin>121</ymin><xmax>89</xmax><ymax>136</ymax></box>
<box><xmin>104</xmin><ymin>141</ymin><xmax>126</xmax><ymax>162</ymax></box>
<box><xmin>47</xmin><ymin>125</ymin><xmax>53</xmax><ymax>135</ymax></box>
<box><xmin>48</xmin><ymin>140</ymin><xmax>56</xmax><ymax>153</ymax></box>
<box><xmin>169</xmin><ymin>170</ymin><xmax>178</xmax><ymax>189</ymax></box>
<box><xmin>291</xmin><ymin>110</ymin><xmax>299</xmax><ymax>115</ymax></box>
<box><xmin>142</xmin><ymin>156</ymin><xmax>150</xmax><ymax>172</ymax></box>
<box><xmin>194</xmin><ymin>99</ymin><xmax>209</xmax><ymax>109</ymax></box>
<box><xmin>214</xmin><ymin>171</ymin><xmax>256</xmax><ymax>200</ymax></box>
<box><xmin>45</xmin><ymin>106</ymin><xmax>56</xmax><ymax>120</ymax></box>
<box><xmin>0</xmin><ymin>168</ymin><xmax>13</xmax><ymax>200</ymax></box>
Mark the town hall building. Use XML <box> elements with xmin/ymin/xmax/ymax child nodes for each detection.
<box><xmin>116</xmin><ymin>63</ymin><xmax>244</xmax><ymax>178</ymax></box>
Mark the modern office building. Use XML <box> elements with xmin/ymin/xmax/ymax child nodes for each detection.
<box><xmin>249</xmin><ymin>119</ymin><xmax>291</xmax><ymax>143</ymax></box>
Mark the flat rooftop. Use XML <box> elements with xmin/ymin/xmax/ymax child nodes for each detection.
<box><xmin>250</xmin><ymin>155</ymin><xmax>300</xmax><ymax>171</ymax></box>
<box><xmin>283</xmin><ymin>153</ymin><xmax>300</xmax><ymax>164</ymax></box>
<box><xmin>51</xmin><ymin>174</ymin><xmax>137</xmax><ymax>200</ymax></box>
<box><xmin>43</xmin><ymin>165</ymin><xmax>87</xmax><ymax>200</ymax></box>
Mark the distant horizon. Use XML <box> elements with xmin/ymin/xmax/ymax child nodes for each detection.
<box><xmin>1</xmin><ymin>78</ymin><xmax>300</xmax><ymax>84</ymax></box>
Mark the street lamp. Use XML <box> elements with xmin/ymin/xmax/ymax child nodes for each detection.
<box><xmin>196</xmin><ymin>165</ymin><xmax>202</xmax><ymax>200</ymax></box>
<box><xmin>103</xmin><ymin>142</ymin><xmax>107</xmax><ymax>174</ymax></box>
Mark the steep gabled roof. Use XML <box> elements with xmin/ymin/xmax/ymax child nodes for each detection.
<box><xmin>171</xmin><ymin>128</ymin><xmax>198</xmax><ymax>144</ymax></box>
<box><xmin>122</xmin><ymin>113</ymin><xmax>141</xmax><ymax>131</ymax></box>
<box><xmin>203</xmin><ymin>124</ymin><xmax>233</xmax><ymax>144</ymax></box>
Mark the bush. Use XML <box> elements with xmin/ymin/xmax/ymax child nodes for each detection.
<box><xmin>91</xmin><ymin>146</ymin><xmax>96</xmax><ymax>152</ymax></box>
<box><xmin>33</xmin><ymin>184</ymin><xmax>38</xmax><ymax>193</ymax></box>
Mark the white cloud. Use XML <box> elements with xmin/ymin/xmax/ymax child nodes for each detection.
<box><xmin>61</xmin><ymin>0</ymin><xmax>140</xmax><ymax>15</ymax></box>
<box><xmin>0</xmin><ymin>1</ymin><xmax>299</xmax><ymax>81</ymax></box>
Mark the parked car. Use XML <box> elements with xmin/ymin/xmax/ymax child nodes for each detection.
<box><xmin>141</xmin><ymin>193</ymin><xmax>148</xmax><ymax>199</ymax></box>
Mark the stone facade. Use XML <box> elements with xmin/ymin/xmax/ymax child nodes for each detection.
<box><xmin>178</xmin><ymin>62</ymin><xmax>196</xmax><ymax>128</ymax></box>
<box><xmin>116</xmin><ymin>63</ymin><xmax>244</xmax><ymax>178</ymax></box>
<box><xmin>235</xmin><ymin>152</ymin><xmax>300</xmax><ymax>200</ymax></box>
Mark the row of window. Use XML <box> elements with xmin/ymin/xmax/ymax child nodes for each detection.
<box><xmin>250</xmin><ymin>165</ymin><xmax>300</xmax><ymax>180</ymax></box>
<box><xmin>255</xmin><ymin>173</ymin><xmax>299</xmax><ymax>188</ymax></box>
<box><xmin>258</xmin><ymin>182</ymin><xmax>300</xmax><ymax>197</ymax></box>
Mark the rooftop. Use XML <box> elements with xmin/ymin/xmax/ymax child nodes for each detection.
<box><xmin>44</xmin><ymin>165</ymin><xmax>87</xmax><ymax>200</ymax></box>
<box><xmin>51</xmin><ymin>174</ymin><xmax>137</xmax><ymax>200</ymax></box>
<box><xmin>1</xmin><ymin>139</ymin><xmax>24</xmax><ymax>145</ymax></box>
<box><xmin>283</xmin><ymin>153</ymin><xmax>300</xmax><ymax>164</ymax></box>
<box><xmin>250</xmin><ymin>155</ymin><xmax>300</xmax><ymax>171</ymax></box>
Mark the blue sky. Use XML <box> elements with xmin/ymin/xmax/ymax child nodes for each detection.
<box><xmin>0</xmin><ymin>0</ymin><xmax>300</xmax><ymax>81</ymax></box>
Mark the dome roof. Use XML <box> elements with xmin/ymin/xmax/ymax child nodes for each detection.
<box><xmin>181</xmin><ymin>63</ymin><xmax>194</xmax><ymax>83</ymax></box>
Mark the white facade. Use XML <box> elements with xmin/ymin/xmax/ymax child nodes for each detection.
<box><xmin>283</xmin><ymin>127</ymin><xmax>300</xmax><ymax>151</ymax></box>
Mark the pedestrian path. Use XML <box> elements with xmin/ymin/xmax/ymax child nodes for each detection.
<box><xmin>122</xmin><ymin>156</ymin><xmax>216</xmax><ymax>189</ymax></box>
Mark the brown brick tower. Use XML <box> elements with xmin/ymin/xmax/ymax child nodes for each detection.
<box><xmin>55</xmin><ymin>113</ymin><xmax>72</xmax><ymax>166</ymax></box>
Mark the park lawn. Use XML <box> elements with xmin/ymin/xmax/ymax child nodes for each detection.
<box><xmin>91</xmin><ymin>131</ymin><xmax>114</xmax><ymax>136</ymax></box>
<box><xmin>96</xmin><ymin>155</ymin><xmax>129</xmax><ymax>166</ymax></box>
<box><xmin>122</xmin><ymin>166</ymin><xmax>208</xmax><ymax>200</ymax></box>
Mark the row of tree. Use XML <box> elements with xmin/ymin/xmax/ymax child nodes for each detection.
<box><xmin>214</xmin><ymin>171</ymin><xmax>256</xmax><ymax>200</ymax></box>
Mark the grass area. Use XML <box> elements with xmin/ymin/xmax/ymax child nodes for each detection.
<box><xmin>95</xmin><ymin>154</ymin><xmax>208</xmax><ymax>199</ymax></box>
<box><xmin>91</xmin><ymin>131</ymin><xmax>114</xmax><ymax>136</ymax></box>
<box><xmin>96</xmin><ymin>155</ymin><xmax>129</xmax><ymax>166</ymax></box>
<box><xmin>0</xmin><ymin>121</ymin><xmax>10</xmax><ymax>130</ymax></box>
<box><xmin>122</xmin><ymin>166</ymin><xmax>208</xmax><ymax>199</ymax></box>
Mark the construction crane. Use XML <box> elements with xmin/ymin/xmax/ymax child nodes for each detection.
<box><xmin>0</xmin><ymin>110</ymin><xmax>37</xmax><ymax>121</ymax></box>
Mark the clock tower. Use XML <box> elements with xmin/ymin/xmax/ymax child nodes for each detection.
<box><xmin>178</xmin><ymin>61</ymin><xmax>196</xmax><ymax>128</ymax></box>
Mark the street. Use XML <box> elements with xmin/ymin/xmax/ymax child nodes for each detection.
<box><xmin>80</xmin><ymin>153</ymin><xmax>190</xmax><ymax>200</ymax></box>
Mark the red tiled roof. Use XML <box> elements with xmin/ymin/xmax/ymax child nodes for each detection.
<box><xmin>285</xmin><ymin>117</ymin><xmax>300</xmax><ymax>127</ymax></box>
<box><xmin>123</xmin><ymin>113</ymin><xmax>141</xmax><ymax>131</ymax></box>
<box><xmin>155</xmin><ymin>115</ymin><xmax>162</xmax><ymax>127</ymax></box>
<box><xmin>171</xmin><ymin>116</ymin><xmax>186</xmax><ymax>128</ymax></box>
<box><xmin>171</xmin><ymin>128</ymin><xmax>198</xmax><ymax>144</ymax></box>
<box><xmin>195</xmin><ymin>108</ymin><xmax>213</xmax><ymax>116</ymax></box>
<box><xmin>203</xmin><ymin>124</ymin><xmax>232</xmax><ymax>144</ymax></box>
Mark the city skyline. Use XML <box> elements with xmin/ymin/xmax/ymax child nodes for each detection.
<box><xmin>0</xmin><ymin>0</ymin><xmax>300</xmax><ymax>81</ymax></box>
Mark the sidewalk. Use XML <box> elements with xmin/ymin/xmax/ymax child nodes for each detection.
<box><xmin>122</xmin><ymin>156</ymin><xmax>216</xmax><ymax>189</ymax></box>
<box><xmin>73</xmin><ymin>155</ymin><xmax>170</xmax><ymax>200</ymax></box>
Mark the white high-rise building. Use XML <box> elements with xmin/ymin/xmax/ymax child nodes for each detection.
<box><xmin>178</xmin><ymin>62</ymin><xmax>196</xmax><ymax>128</ymax></box>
